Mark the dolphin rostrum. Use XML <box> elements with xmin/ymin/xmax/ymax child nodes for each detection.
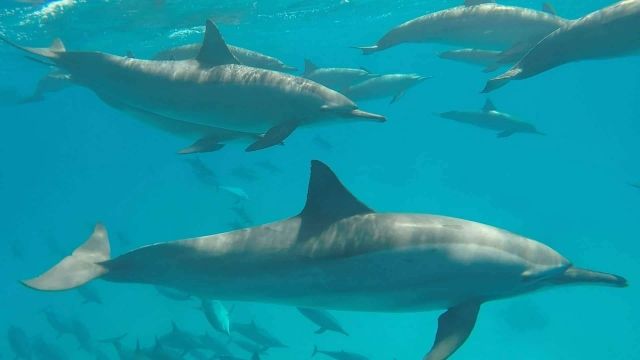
<box><xmin>356</xmin><ymin>2</ymin><xmax>568</xmax><ymax>55</ymax></box>
<box><xmin>1</xmin><ymin>20</ymin><xmax>384</xmax><ymax>151</ymax></box>
<box><xmin>438</xmin><ymin>99</ymin><xmax>545</xmax><ymax>137</ymax></box>
<box><xmin>340</xmin><ymin>73</ymin><xmax>428</xmax><ymax>104</ymax></box>
<box><xmin>484</xmin><ymin>0</ymin><xmax>640</xmax><ymax>92</ymax></box>
<box><xmin>153</xmin><ymin>43</ymin><xmax>297</xmax><ymax>72</ymax></box>
<box><xmin>21</xmin><ymin>161</ymin><xmax>626</xmax><ymax>359</ymax></box>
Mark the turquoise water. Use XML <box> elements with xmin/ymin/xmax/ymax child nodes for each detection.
<box><xmin>0</xmin><ymin>1</ymin><xmax>638</xmax><ymax>359</ymax></box>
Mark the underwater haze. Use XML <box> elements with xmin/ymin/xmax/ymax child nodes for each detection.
<box><xmin>0</xmin><ymin>0</ymin><xmax>639</xmax><ymax>359</ymax></box>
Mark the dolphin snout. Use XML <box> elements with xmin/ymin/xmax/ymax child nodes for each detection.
<box><xmin>349</xmin><ymin>109</ymin><xmax>386</xmax><ymax>122</ymax></box>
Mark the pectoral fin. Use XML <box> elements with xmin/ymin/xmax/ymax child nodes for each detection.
<box><xmin>497</xmin><ymin>130</ymin><xmax>516</xmax><ymax>138</ymax></box>
<box><xmin>245</xmin><ymin>122</ymin><xmax>297</xmax><ymax>152</ymax></box>
<box><xmin>178</xmin><ymin>136</ymin><xmax>225</xmax><ymax>154</ymax></box>
<box><xmin>315</xmin><ymin>327</ymin><xmax>327</xmax><ymax>334</ymax></box>
<box><xmin>424</xmin><ymin>302</ymin><xmax>481</xmax><ymax>360</ymax></box>
<box><xmin>390</xmin><ymin>92</ymin><xmax>405</xmax><ymax>104</ymax></box>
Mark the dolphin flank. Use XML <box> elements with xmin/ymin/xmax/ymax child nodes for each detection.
<box><xmin>21</xmin><ymin>160</ymin><xmax>626</xmax><ymax>359</ymax></box>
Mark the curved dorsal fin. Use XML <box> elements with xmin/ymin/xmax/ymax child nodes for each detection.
<box><xmin>303</xmin><ymin>59</ymin><xmax>318</xmax><ymax>75</ymax></box>
<box><xmin>297</xmin><ymin>161</ymin><xmax>373</xmax><ymax>241</ymax></box>
<box><xmin>482</xmin><ymin>99</ymin><xmax>497</xmax><ymax>112</ymax></box>
<box><xmin>196</xmin><ymin>19</ymin><xmax>239</xmax><ymax>67</ymax></box>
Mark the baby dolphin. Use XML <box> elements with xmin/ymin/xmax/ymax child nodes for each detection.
<box><xmin>200</xmin><ymin>299</ymin><xmax>232</xmax><ymax>335</ymax></box>
<box><xmin>484</xmin><ymin>0</ymin><xmax>640</xmax><ymax>92</ymax></box>
<box><xmin>302</xmin><ymin>60</ymin><xmax>378</xmax><ymax>91</ymax></box>
<box><xmin>312</xmin><ymin>346</ymin><xmax>368</xmax><ymax>360</ymax></box>
<box><xmin>438</xmin><ymin>99</ymin><xmax>545</xmax><ymax>137</ymax></box>
<box><xmin>2</xmin><ymin>20</ymin><xmax>384</xmax><ymax>152</ymax></box>
<box><xmin>297</xmin><ymin>307</ymin><xmax>349</xmax><ymax>336</ymax></box>
<box><xmin>21</xmin><ymin>161</ymin><xmax>627</xmax><ymax>359</ymax></box>
<box><xmin>341</xmin><ymin>74</ymin><xmax>428</xmax><ymax>103</ymax></box>
<box><xmin>154</xmin><ymin>43</ymin><xmax>297</xmax><ymax>72</ymax></box>
<box><xmin>356</xmin><ymin>1</ymin><xmax>568</xmax><ymax>55</ymax></box>
<box><xmin>232</xmin><ymin>320</ymin><xmax>286</xmax><ymax>349</ymax></box>
<box><xmin>76</xmin><ymin>284</ymin><xmax>103</xmax><ymax>304</ymax></box>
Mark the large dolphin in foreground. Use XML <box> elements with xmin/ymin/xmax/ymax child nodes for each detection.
<box><xmin>356</xmin><ymin>1</ymin><xmax>568</xmax><ymax>55</ymax></box>
<box><xmin>1</xmin><ymin>20</ymin><xmax>385</xmax><ymax>151</ymax></box>
<box><xmin>153</xmin><ymin>43</ymin><xmax>298</xmax><ymax>73</ymax></box>
<box><xmin>484</xmin><ymin>0</ymin><xmax>640</xmax><ymax>92</ymax></box>
<box><xmin>22</xmin><ymin>161</ymin><xmax>627</xmax><ymax>359</ymax></box>
<box><xmin>438</xmin><ymin>99</ymin><xmax>545</xmax><ymax>137</ymax></box>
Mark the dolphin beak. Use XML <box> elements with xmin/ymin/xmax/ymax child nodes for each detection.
<box><xmin>349</xmin><ymin>109</ymin><xmax>386</xmax><ymax>122</ymax></box>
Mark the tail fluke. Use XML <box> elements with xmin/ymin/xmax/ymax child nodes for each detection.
<box><xmin>22</xmin><ymin>224</ymin><xmax>110</xmax><ymax>291</ymax></box>
<box><xmin>0</xmin><ymin>37</ymin><xmax>65</xmax><ymax>61</ymax></box>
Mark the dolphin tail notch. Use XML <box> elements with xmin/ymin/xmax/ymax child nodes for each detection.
<box><xmin>0</xmin><ymin>36</ymin><xmax>66</xmax><ymax>61</ymax></box>
<box><xmin>553</xmin><ymin>267</ymin><xmax>628</xmax><ymax>287</ymax></box>
<box><xmin>21</xmin><ymin>224</ymin><xmax>110</xmax><ymax>291</ymax></box>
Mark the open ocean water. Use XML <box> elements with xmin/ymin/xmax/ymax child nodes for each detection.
<box><xmin>0</xmin><ymin>0</ymin><xmax>638</xmax><ymax>359</ymax></box>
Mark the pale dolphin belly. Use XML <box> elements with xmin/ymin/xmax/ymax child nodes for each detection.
<box><xmin>101</xmin><ymin>214</ymin><xmax>569</xmax><ymax>312</ymax></box>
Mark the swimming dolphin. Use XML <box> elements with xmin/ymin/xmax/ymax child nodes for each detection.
<box><xmin>71</xmin><ymin>319</ymin><xmax>95</xmax><ymax>353</ymax></box>
<box><xmin>76</xmin><ymin>284</ymin><xmax>103</xmax><ymax>304</ymax></box>
<box><xmin>155</xmin><ymin>286</ymin><xmax>193</xmax><ymax>301</ymax></box>
<box><xmin>154</xmin><ymin>43</ymin><xmax>297</xmax><ymax>72</ymax></box>
<box><xmin>1</xmin><ymin>20</ymin><xmax>385</xmax><ymax>151</ymax></box>
<box><xmin>7</xmin><ymin>326</ymin><xmax>32</xmax><ymax>360</ymax></box>
<box><xmin>200</xmin><ymin>299</ymin><xmax>232</xmax><ymax>335</ymax></box>
<box><xmin>311</xmin><ymin>346</ymin><xmax>368</xmax><ymax>360</ymax></box>
<box><xmin>484</xmin><ymin>0</ymin><xmax>640</xmax><ymax>92</ymax></box>
<box><xmin>232</xmin><ymin>320</ymin><xmax>287</xmax><ymax>349</ymax></box>
<box><xmin>42</xmin><ymin>307</ymin><xmax>72</xmax><ymax>338</ymax></box>
<box><xmin>199</xmin><ymin>333</ymin><xmax>233</xmax><ymax>355</ymax></box>
<box><xmin>438</xmin><ymin>99</ymin><xmax>545</xmax><ymax>137</ymax></box>
<box><xmin>356</xmin><ymin>2</ymin><xmax>568</xmax><ymax>55</ymax></box>
<box><xmin>341</xmin><ymin>74</ymin><xmax>428</xmax><ymax>103</ymax></box>
<box><xmin>31</xmin><ymin>335</ymin><xmax>66</xmax><ymax>360</ymax></box>
<box><xmin>297</xmin><ymin>307</ymin><xmax>349</xmax><ymax>336</ymax></box>
<box><xmin>302</xmin><ymin>60</ymin><xmax>378</xmax><ymax>91</ymax></box>
<box><xmin>159</xmin><ymin>322</ymin><xmax>205</xmax><ymax>352</ymax></box>
<box><xmin>19</xmin><ymin>71</ymin><xmax>72</xmax><ymax>103</ymax></box>
<box><xmin>438</xmin><ymin>48</ymin><xmax>508</xmax><ymax>72</ymax></box>
<box><xmin>21</xmin><ymin>161</ymin><xmax>627</xmax><ymax>359</ymax></box>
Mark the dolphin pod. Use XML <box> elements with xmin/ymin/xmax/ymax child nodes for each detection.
<box><xmin>1</xmin><ymin>20</ymin><xmax>385</xmax><ymax>152</ymax></box>
<box><xmin>22</xmin><ymin>160</ymin><xmax>626</xmax><ymax>359</ymax></box>
<box><xmin>484</xmin><ymin>0</ymin><xmax>640</xmax><ymax>92</ymax></box>
<box><xmin>356</xmin><ymin>1</ymin><xmax>568</xmax><ymax>55</ymax></box>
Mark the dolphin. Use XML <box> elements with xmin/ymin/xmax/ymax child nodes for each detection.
<box><xmin>1</xmin><ymin>20</ymin><xmax>385</xmax><ymax>151</ymax></box>
<box><xmin>297</xmin><ymin>307</ymin><xmax>349</xmax><ymax>336</ymax></box>
<box><xmin>200</xmin><ymin>299</ymin><xmax>232</xmax><ymax>335</ymax></box>
<box><xmin>199</xmin><ymin>333</ymin><xmax>233</xmax><ymax>355</ymax></box>
<box><xmin>21</xmin><ymin>161</ymin><xmax>627</xmax><ymax>359</ymax></box>
<box><xmin>42</xmin><ymin>307</ymin><xmax>72</xmax><ymax>338</ymax></box>
<box><xmin>341</xmin><ymin>74</ymin><xmax>428</xmax><ymax>104</ymax></box>
<box><xmin>31</xmin><ymin>335</ymin><xmax>66</xmax><ymax>360</ymax></box>
<box><xmin>484</xmin><ymin>0</ymin><xmax>640</xmax><ymax>92</ymax></box>
<box><xmin>438</xmin><ymin>99</ymin><xmax>545</xmax><ymax>137</ymax></box>
<box><xmin>7</xmin><ymin>326</ymin><xmax>32</xmax><ymax>360</ymax></box>
<box><xmin>311</xmin><ymin>346</ymin><xmax>368</xmax><ymax>360</ymax></box>
<box><xmin>232</xmin><ymin>338</ymin><xmax>268</xmax><ymax>356</ymax></box>
<box><xmin>356</xmin><ymin>2</ymin><xmax>568</xmax><ymax>55</ymax></box>
<box><xmin>159</xmin><ymin>322</ymin><xmax>205</xmax><ymax>352</ymax></box>
<box><xmin>76</xmin><ymin>284</ymin><xmax>103</xmax><ymax>304</ymax></box>
<box><xmin>302</xmin><ymin>60</ymin><xmax>378</xmax><ymax>91</ymax></box>
<box><xmin>438</xmin><ymin>48</ymin><xmax>507</xmax><ymax>72</ymax></box>
<box><xmin>154</xmin><ymin>43</ymin><xmax>297</xmax><ymax>72</ymax></box>
<box><xmin>71</xmin><ymin>319</ymin><xmax>95</xmax><ymax>353</ymax></box>
<box><xmin>232</xmin><ymin>320</ymin><xmax>287</xmax><ymax>349</ymax></box>
<box><xmin>19</xmin><ymin>71</ymin><xmax>72</xmax><ymax>103</ymax></box>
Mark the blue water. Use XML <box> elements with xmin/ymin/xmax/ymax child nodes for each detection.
<box><xmin>0</xmin><ymin>0</ymin><xmax>638</xmax><ymax>359</ymax></box>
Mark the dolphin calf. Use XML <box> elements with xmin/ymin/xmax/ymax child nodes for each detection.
<box><xmin>438</xmin><ymin>99</ymin><xmax>545</xmax><ymax>137</ymax></box>
<box><xmin>302</xmin><ymin>60</ymin><xmax>378</xmax><ymax>91</ymax></box>
<box><xmin>154</xmin><ymin>43</ymin><xmax>297</xmax><ymax>72</ymax></box>
<box><xmin>297</xmin><ymin>307</ymin><xmax>349</xmax><ymax>336</ymax></box>
<box><xmin>356</xmin><ymin>1</ymin><xmax>568</xmax><ymax>55</ymax></box>
<box><xmin>21</xmin><ymin>161</ymin><xmax>626</xmax><ymax>359</ymax></box>
<box><xmin>484</xmin><ymin>0</ymin><xmax>640</xmax><ymax>92</ymax></box>
<box><xmin>200</xmin><ymin>299</ymin><xmax>232</xmax><ymax>335</ymax></box>
<box><xmin>311</xmin><ymin>346</ymin><xmax>368</xmax><ymax>360</ymax></box>
<box><xmin>2</xmin><ymin>20</ymin><xmax>384</xmax><ymax>151</ymax></box>
<box><xmin>341</xmin><ymin>74</ymin><xmax>428</xmax><ymax>103</ymax></box>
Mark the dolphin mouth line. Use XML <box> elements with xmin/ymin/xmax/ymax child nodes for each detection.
<box><xmin>349</xmin><ymin>109</ymin><xmax>386</xmax><ymax>122</ymax></box>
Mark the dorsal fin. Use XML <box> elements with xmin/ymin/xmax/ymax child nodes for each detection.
<box><xmin>50</xmin><ymin>38</ymin><xmax>65</xmax><ymax>52</ymax></box>
<box><xmin>542</xmin><ymin>2</ymin><xmax>557</xmax><ymax>15</ymax></box>
<box><xmin>482</xmin><ymin>99</ymin><xmax>497</xmax><ymax>112</ymax></box>
<box><xmin>196</xmin><ymin>19</ymin><xmax>239</xmax><ymax>67</ymax></box>
<box><xmin>297</xmin><ymin>161</ymin><xmax>373</xmax><ymax>241</ymax></box>
<box><xmin>303</xmin><ymin>59</ymin><xmax>318</xmax><ymax>75</ymax></box>
<box><xmin>464</xmin><ymin>0</ymin><xmax>495</xmax><ymax>6</ymax></box>
<box><xmin>171</xmin><ymin>321</ymin><xmax>179</xmax><ymax>332</ymax></box>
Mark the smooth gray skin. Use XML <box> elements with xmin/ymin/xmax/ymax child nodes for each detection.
<box><xmin>21</xmin><ymin>161</ymin><xmax>627</xmax><ymax>359</ymax></box>
<box><xmin>341</xmin><ymin>74</ymin><xmax>428</xmax><ymax>102</ymax></box>
<box><xmin>8</xmin><ymin>326</ymin><xmax>32</xmax><ymax>360</ymax></box>
<box><xmin>438</xmin><ymin>48</ymin><xmax>517</xmax><ymax>72</ymax></box>
<box><xmin>2</xmin><ymin>21</ymin><xmax>384</xmax><ymax>139</ymax></box>
<box><xmin>31</xmin><ymin>336</ymin><xmax>65</xmax><ymax>360</ymax></box>
<box><xmin>297</xmin><ymin>307</ymin><xmax>348</xmax><ymax>335</ymax></box>
<box><xmin>153</xmin><ymin>43</ymin><xmax>297</xmax><ymax>72</ymax></box>
<box><xmin>302</xmin><ymin>60</ymin><xmax>378</xmax><ymax>91</ymax></box>
<box><xmin>201</xmin><ymin>299</ymin><xmax>231</xmax><ymax>335</ymax></box>
<box><xmin>357</xmin><ymin>3</ymin><xmax>569</xmax><ymax>54</ymax></box>
<box><xmin>312</xmin><ymin>346</ymin><xmax>368</xmax><ymax>360</ymax></box>
<box><xmin>233</xmin><ymin>321</ymin><xmax>286</xmax><ymax>348</ymax></box>
<box><xmin>439</xmin><ymin>99</ymin><xmax>544</xmax><ymax>137</ymax></box>
<box><xmin>484</xmin><ymin>0</ymin><xmax>640</xmax><ymax>92</ymax></box>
